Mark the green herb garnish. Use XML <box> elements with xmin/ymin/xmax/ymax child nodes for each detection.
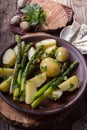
<box><xmin>52</xmin><ymin>93</ymin><xmax>59</xmax><ymax>101</ymax></box>
<box><xmin>41</xmin><ymin>66</ymin><xmax>47</xmax><ymax>72</ymax></box>
<box><xmin>21</xmin><ymin>4</ymin><xmax>46</xmax><ymax>26</ymax></box>
<box><xmin>3</xmin><ymin>64</ymin><xmax>10</xmax><ymax>68</ymax></box>
<box><xmin>68</xmin><ymin>83</ymin><xmax>74</xmax><ymax>91</ymax></box>
<box><xmin>2</xmin><ymin>75</ymin><xmax>9</xmax><ymax>81</ymax></box>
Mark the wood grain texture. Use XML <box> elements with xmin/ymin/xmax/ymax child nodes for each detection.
<box><xmin>0</xmin><ymin>0</ymin><xmax>87</xmax><ymax>130</ymax></box>
<box><xmin>55</xmin><ymin>0</ymin><xmax>87</xmax><ymax>24</ymax></box>
<box><xmin>0</xmin><ymin>97</ymin><xmax>42</xmax><ymax>127</ymax></box>
<box><xmin>0</xmin><ymin>0</ymin><xmax>16</xmax><ymax>55</ymax></box>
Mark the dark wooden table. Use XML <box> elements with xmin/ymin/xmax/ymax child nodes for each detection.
<box><xmin>0</xmin><ymin>0</ymin><xmax>87</xmax><ymax>130</ymax></box>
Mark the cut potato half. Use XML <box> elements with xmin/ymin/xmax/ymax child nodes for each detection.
<box><xmin>0</xmin><ymin>76</ymin><xmax>12</xmax><ymax>92</ymax></box>
<box><xmin>58</xmin><ymin>75</ymin><xmax>79</xmax><ymax>91</ymax></box>
<box><xmin>3</xmin><ymin>49</ymin><xmax>16</xmax><ymax>66</ymax></box>
<box><xmin>45</xmin><ymin>45</ymin><xmax>57</xmax><ymax>54</ymax></box>
<box><xmin>0</xmin><ymin>68</ymin><xmax>14</xmax><ymax>77</ymax></box>
<box><xmin>25</xmin><ymin>81</ymin><xmax>37</xmax><ymax>104</ymax></box>
<box><xmin>28</xmin><ymin>73</ymin><xmax>47</xmax><ymax>88</ymax></box>
<box><xmin>36</xmin><ymin>39</ymin><xmax>56</xmax><ymax>49</ymax></box>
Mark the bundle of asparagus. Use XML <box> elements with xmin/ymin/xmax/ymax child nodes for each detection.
<box><xmin>0</xmin><ymin>36</ymin><xmax>80</xmax><ymax>109</ymax></box>
<box><xmin>0</xmin><ymin>35</ymin><xmax>43</xmax><ymax>99</ymax></box>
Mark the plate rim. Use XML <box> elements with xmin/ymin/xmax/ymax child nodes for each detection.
<box><xmin>0</xmin><ymin>34</ymin><xmax>87</xmax><ymax>116</ymax></box>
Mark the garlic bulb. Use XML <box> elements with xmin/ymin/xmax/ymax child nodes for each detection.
<box><xmin>17</xmin><ymin>0</ymin><xmax>27</xmax><ymax>9</ymax></box>
<box><xmin>10</xmin><ymin>15</ymin><xmax>21</xmax><ymax>25</ymax></box>
<box><xmin>20</xmin><ymin>21</ymin><xmax>30</xmax><ymax>30</ymax></box>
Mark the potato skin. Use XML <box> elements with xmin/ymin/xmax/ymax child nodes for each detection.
<box><xmin>40</xmin><ymin>57</ymin><xmax>60</xmax><ymax>77</ymax></box>
<box><xmin>56</xmin><ymin>47</ymin><xmax>69</xmax><ymax>62</ymax></box>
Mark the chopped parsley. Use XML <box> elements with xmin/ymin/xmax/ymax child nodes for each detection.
<box><xmin>68</xmin><ymin>83</ymin><xmax>74</xmax><ymax>91</ymax></box>
<box><xmin>2</xmin><ymin>75</ymin><xmax>9</xmax><ymax>81</ymax></box>
<box><xmin>52</xmin><ymin>93</ymin><xmax>59</xmax><ymax>101</ymax></box>
<box><xmin>21</xmin><ymin>4</ymin><xmax>46</xmax><ymax>26</ymax></box>
<box><xmin>3</xmin><ymin>64</ymin><xmax>10</xmax><ymax>68</ymax></box>
<box><xmin>41</xmin><ymin>52</ymin><xmax>50</xmax><ymax>59</ymax></box>
<box><xmin>41</xmin><ymin>66</ymin><xmax>47</xmax><ymax>72</ymax></box>
<box><xmin>13</xmin><ymin>80</ymin><xmax>19</xmax><ymax>89</ymax></box>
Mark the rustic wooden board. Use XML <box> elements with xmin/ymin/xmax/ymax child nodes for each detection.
<box><xmin>0</xmin><ymin>0</ymin><xmax>87</xmax><ymax>130</ymax></box>
<box><xmin>0</xmin><ymin>95</ymin><xmax>87</xmax><ymax>130</ymax></box>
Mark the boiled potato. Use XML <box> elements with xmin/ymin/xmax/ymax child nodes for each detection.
<box><xmin>58</xmin><ymin>75</ymin><xmax>79</xmax><ymax>91</ymax></box>
<box><xmin>3</xmin><ymin>49</ymin><xmax>16</xmax><ymax>66</ymax></box>
<box><xmin>45</xmin><ymin>45</ymin><xmax>57</xmax><ymax>54</ymax></box>
<box><xmin>28</xmin><ymin>73</ymin><xmax>47</xmax><ymax>88</ymax></box>
<box><xmin>25</xmin><ymin>81</ymin><xmax>37</xmax><ymax>104</ymax></box>
<box><xmin>36</xmin><ymin>39</ymin><xmax>56</xmax><ymax>49</ymax></box>
<box><xmin>0</xmin><ymin>76</ymin><xmax>12</xmax><ymax>92</ymax></box>
<box><xmin>0</xmin><ymin>68</ymin><xmax>14</xmax><ymax>77</ymax></box>
<box><xmin>56</xmin><ymin>47</ymin><xmax>69</xmax><ymax>62</ymax></box>
<box><xmin>40</xmin><ymin>57</ymin><xmax>60</xmax><ymax>77</ymax></box>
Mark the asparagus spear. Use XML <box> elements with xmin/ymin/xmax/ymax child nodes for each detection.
<box><xmin>13</xmin><ymin>87</ymin><xmax>20</xmax><ymax>100</ymax></box>
<box><xmin>32</xmin><ymin>74</ymin><xmax>64</xmax><ymax>102</ymax></box>
<box><xmin>14</xmin><ymin>43</ymin><xmax>33</xmax><ymax>100</ymax></box>
<box><xmin>21</xmin><ymin>43</ymin><xmax>33</xmax><ymax>71</ymax></box>
<box><xmin>20</xmin><ymin>45</ymin><xmax>43</xmax><ymax>101</ymax></box>
<box><xmin>17</xmin><ymin>43</ymin><xmax>33</xmax><ymax>84</ymax></box>
<box><xmin>9</xmin><ymin>35</ymin><xmax>22</xmax><ymax>94</ymax></box>
<box><xmin>60</xmin><ymin>61</ymin><xmax>69</xmax><ymax>74</ymax></box>
<box><xmin>31</xmin><ymin>61</ymin><xmax>79</xmax><ymax>108</ymax></box>
<box><xmin>14</xmin><ymin>64</ymin><xmax>39</xmax><ymax>100</ymax></box>
<box><xmin>63</xmin><ymin>61</ymin><xmax>79</xmax><ymax>76</ymax></box>
<box><xmin>26</xmin><ymin>64</ymin><xmax>39</xmax><ymax>76</ymax></box>
<box><xmin>17</xmin><ymin>70</ymin><xmax>22</xmax><ymax>85</ymax></box>
<box><xmin>32</xmin><ymin>60</ymin><xmax>74</xmax><ymax>101</ymax></box>
<box><xmin>31</xmin><ymin>78</ymin><xmax>64</xmax><ymax>109</ymax></box>
<box><xmin>32</xmin><ymin>78</ymin><xmax>56</xmax><ymax>101</ymax></box>
<box><xmin>31</xmin><ymin>87</ymin><xmax>53</xmax><ymax>109</ymax></box>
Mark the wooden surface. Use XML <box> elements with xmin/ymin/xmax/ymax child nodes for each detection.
<box><xmin>0</xmin><ymin>0</ymin><xmax>87</xmax><ymax>130</ymax></box>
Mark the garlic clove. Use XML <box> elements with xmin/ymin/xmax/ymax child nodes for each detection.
<box><xmin>17</xmin><ymin>0</ymin><xmax>27</xmax><ymax>9</ymax></box>
<box><xmin>10</xmin><ymin>15</ymin><xmax>21</xmax><ymax>25</ymax></box>
<box><xmin>20</xmin><ymin>21</ymin><xmax>30</xmax><ymax>30</ymax></box>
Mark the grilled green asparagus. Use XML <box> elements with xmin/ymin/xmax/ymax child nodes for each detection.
<box><xmin>31</xmin><ymin>61</ymin><xmax>79</xmax><ymax>108</ymax></box>
<box><xmin>20</xmin><ymin>45</ymin><xmax>43</xmax><ymax>101</ymax></box>
<box><xmin>10</xmin><ymin>35</ymin><xmax>22</xmax><ymax>94</ymax></box>
<box><xmin>14</xmin><ymin>43</ymin><xmax>33</xmax><ymax>100</ymax></box>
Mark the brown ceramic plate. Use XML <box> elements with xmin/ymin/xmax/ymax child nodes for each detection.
<box><xmin>0</xmin><ymin>34</ymin><xmax>87</xmax><ymax>116</ymax></box>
